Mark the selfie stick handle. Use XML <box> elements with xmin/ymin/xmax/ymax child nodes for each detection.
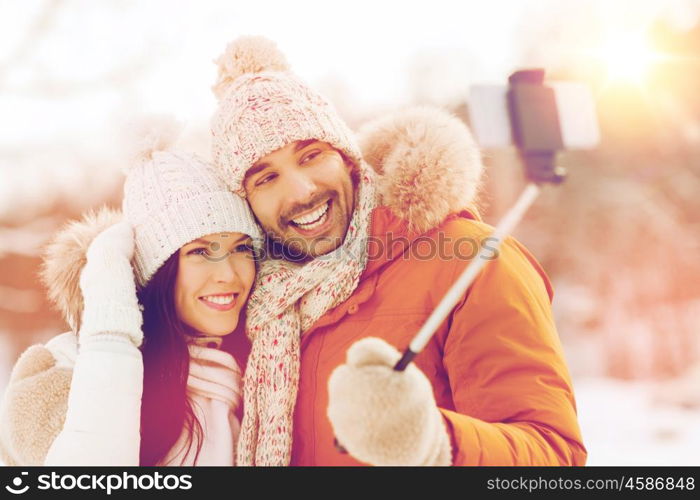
<box><xmin>393</xmin><ymin>182</ymin><xmax>541</xmax><ymax>371</ymax></box>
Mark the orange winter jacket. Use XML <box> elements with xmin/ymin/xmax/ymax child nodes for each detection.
<box><xmin>290</xmin><ymin>206</ymin><xmax>587</xmax><ymax>466</ymax></box>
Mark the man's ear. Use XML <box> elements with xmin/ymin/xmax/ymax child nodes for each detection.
<box><xmin>241</xmin><ymin>175</ymin><xmax>251</xmax><ymax>196</ymax></box>
<box><xmin>352</xmin><ymin>164</ymin><xmax>363</xmax><ymax>188</ymax></box>
<box><xmin>339</xmin><ymin>151</ymin><xmax>360</xmax><ymax>183</ymax></box>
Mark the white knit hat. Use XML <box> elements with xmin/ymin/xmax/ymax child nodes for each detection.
<box><xmin>122</xmin><ymin>117</ymin><xmax>262</xmax><ymax>287</ymax></box>
<box><xmin>210</xmin><ymin>36</ymin><xmax>362</xmax><ymax>196</ymax></box>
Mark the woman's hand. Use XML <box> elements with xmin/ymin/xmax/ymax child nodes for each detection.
<box><xmin>79</xmin><ymin>220</ymin><xmax>143</xmax><ymax>347</ymax></box>
<box><xmin>44</xmin><ymin>220</ymin><xmax>145</xmax><ymax>465</ymax></box>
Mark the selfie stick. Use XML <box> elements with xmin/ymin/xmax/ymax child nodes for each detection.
<box><xmin>393</xmin><ymin>69</ymin><xmax>566</xmax><ymax>371</ymax></box>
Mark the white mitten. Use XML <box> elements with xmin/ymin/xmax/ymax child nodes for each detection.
<box><xmin>45</xmin><ymin>219</ymin><xmax>145</xmax><ymax>466</ymax></box>
<box><xmin>327</xmin><ymin>337</ymin><xmax>452</xmax><ymax>466</ymax></box>
<box><xmin>78</xmin><ymin>219</ymin><xmax>143</xmax><ymax>347</ymax></box>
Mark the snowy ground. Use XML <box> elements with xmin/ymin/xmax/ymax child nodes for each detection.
<box><xmin>575</xmin><ymin>376</ymin><xmax>700</xmax><ymax>465</ymax></box>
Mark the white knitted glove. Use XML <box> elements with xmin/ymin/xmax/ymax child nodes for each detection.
<box><xmin>79</xmin><ymin>220</ymin><xmax>143</xmax><ymax>347</ymax></box>
<box><xmin>45</xmin><ymin>220</ymin><xmax>144</xmax><ymax>465</ymax></box>
<box><xmin>327</xmin><ymin>337</ymin><xmax>453</xmax><ymax>466</ymax></box>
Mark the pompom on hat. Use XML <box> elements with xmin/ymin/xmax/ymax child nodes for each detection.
<box><xmin>210</xmin><ymin>36</ymin><xmax>362</xmax><ymax>196</ymax></box>
<box><xmin>122</xmin><ymin>114</ymin><xmax>182</xmax><ymax>167</ymax></box>
<box><xmin>122</xmin><ymin>115</ymin><xmax>262</xmax><ymax>287</ymax></box>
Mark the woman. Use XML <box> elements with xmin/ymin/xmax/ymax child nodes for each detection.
<box><xmin>0</xmin><ymin>124</ymin><xmax>261</xmax><ymax>466</ymax></box>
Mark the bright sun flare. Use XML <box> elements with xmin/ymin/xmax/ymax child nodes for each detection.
<box><xmin>600</xmin><ymin>32</ymin><xmax>657</xmax><ymax>84</ymax></box>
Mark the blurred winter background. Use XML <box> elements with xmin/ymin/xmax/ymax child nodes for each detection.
<box><xmin>1</xmin><ymin>0</ymin><xmax>699</xmax><ymax>465</ymax></box>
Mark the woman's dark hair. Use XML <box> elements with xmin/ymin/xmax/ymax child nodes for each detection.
<box><xmin>137</xmin><ymin>252</ymin><xmax>203</xmax><ymax>466</ymax></box>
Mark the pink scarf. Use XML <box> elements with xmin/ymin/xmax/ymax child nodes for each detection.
<box><xmin>160</xmin><ymin>339</ymin><xmax>242</xmax><ymax>466</ymax></box>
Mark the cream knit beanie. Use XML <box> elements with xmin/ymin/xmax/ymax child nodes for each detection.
<box><xmin>210</xmin><ymin>36</ymin><xmax>362</xmax><ymax>196</ymax></box>
<box><xmin>122</xmin><ymin>117</ymin><xmax>262</xmax><ymax>287</ymax></box>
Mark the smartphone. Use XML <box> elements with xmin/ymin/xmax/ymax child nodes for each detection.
<box><xmin>468</xmin><ymin>82</ymin><xmax>600</xmax><ymax>150</ymax></box>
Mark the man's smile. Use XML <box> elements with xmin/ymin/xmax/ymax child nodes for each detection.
<box><xmin>289</xmin><ymin>200</ymin><xmax>331</xmax><ymax>231</ymax></box>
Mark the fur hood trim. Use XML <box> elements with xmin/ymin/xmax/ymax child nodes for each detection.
<box><xmin>359</xmin><ymin>106</ymin><xmax>483</xmax><ymax>233</ymax></box>
<box><xmin>40</xmin><ymin>207</ymin><xmax>122</xmax><ymax>332</ymax></box>
<box><xmin>41</xmin><ymin>107</ymin><xmax>483</xmax><ymax>328</ymax></box>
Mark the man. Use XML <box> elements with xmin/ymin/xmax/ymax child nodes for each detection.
<box><xmin>210</xmin><ymin>36</ymin><xmax>587</xmax><ymax>466</ymax></box>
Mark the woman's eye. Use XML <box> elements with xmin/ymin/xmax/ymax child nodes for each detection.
<box><xmin>187</xmin><ymin>247</ymin><xmax>209</xmax><ymax>256</ymax></box>
<box><xmin>234</xmin><ymin>244</ymin><xmax>255</xmax><ymax>254</ymax></box>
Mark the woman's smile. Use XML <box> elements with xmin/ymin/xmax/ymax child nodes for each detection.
<box><xmin>198</xmin><ymin>292</ymin><xmax>239</xmax><ymax>311</ymax></box>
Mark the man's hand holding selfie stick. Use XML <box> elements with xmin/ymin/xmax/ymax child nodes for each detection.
<box><xmin>327</xmin><ymin>337</ymin><xmax>452</xmax><ymax>466</ymax></box>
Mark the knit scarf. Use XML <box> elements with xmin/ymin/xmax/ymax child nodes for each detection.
<box><xmin>161</xmin><ymin>342</ymin><xmax>242</xmax><ymax>466</ymax></box>
<box><xmin>236</xmin><ymin>162</ymin><xmax>378</xmax><ymax>465</ymax></box>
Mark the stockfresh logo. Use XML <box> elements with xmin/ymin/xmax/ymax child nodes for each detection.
<box><xmin>5</xmin><ymin>472</ymin><xmax>29</xmax><ymax>495</ymax></box>
<box><xmin>3</xmin><ymin>471</ymin><xmax>193</xmax><ymax>496</ymax></box>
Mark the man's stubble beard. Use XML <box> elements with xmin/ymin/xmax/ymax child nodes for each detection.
<box><xmin>263</xmin><ymin>205</ymin><xmax>348</xmax><ymax>264</ymax></box>
<box><xmin>263</xmin><ymin>169</ymin><xmax>359</xmax><ymax>264</ymax></box>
